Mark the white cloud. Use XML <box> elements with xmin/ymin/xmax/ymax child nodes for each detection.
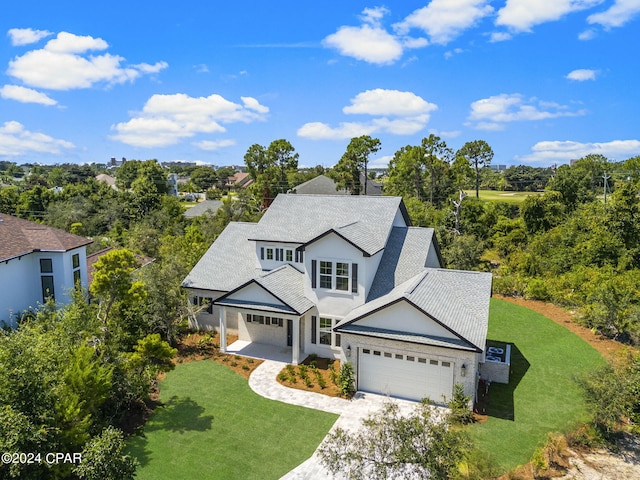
<box><xmin>299</xmin><ymin>89</ymin><xmax>437</xmax><ymax>140</ymax></box>
<box><xmin>517</xmin><ymin>139</ymin><xmax>640</xmax><ymax>163</ymax></box>
<box><xmin>369</xmin><ymin>154</ymin><xmax>393</xmax><ymax>168</ymax></box>
<box><xmin>566</xmin><ymin>69</ymin><xmax>598</xmax><ymax>81</ymax></box>
<box><xmin>444</xmin><ymin>47</ymin><xmax>464</xmax><ymax>59</ymax></box>
<box><xmin>323</xmin><ymin>24</ymin><xmax>403</xmax><ymax>65</ymax></box>
<box><xmin>468</xmin><ymin>93</ymin><xmax>586</xmax><ymax>129</ymax></box>
<box><xmin>7</xmin><ymin>28</ymin><xmax>52</xmax><ymax>46</ymax></box>
<box><xmin>111</xmin><ymin>93</ymin><xmax>269</xmax><ymax>148</ymax></box>
<box><xmin>297</xmin><ymin>122</ymin><xmax>378</xmax><ymax>140</ymax></box>
<box><xmin>7</xmin><ymin>31</ymin><xmax>167</xmax><ymax>90</ymax></box>
<box><xmin>0</xmin><ymin>85</ymin><xmax>57</xmax><ymax>105</ymax></box>
<box><xmin>496</xmin><ymin>0</ymin><xmax>602</xmax><ymax>32</ymax></box>
<box><xmin>395</xmin><ymin>0</ymin><xmax>494</xmax><ymax>44</ymax></box>
<box><xmin>490</xmin><ymin>31</ymin><xmax>513</xmax><ymax>42</ymax></box>
<box><xmin>360</xmin><ymin>6</ymin><xmax>390</xmax><ymax>25</ymax></box>
<box><xmin>343</xmin><ymin>89</ymin><xmax>437</xmax><ymax>117</ymax></box>
<box><xmin>578</xmin><ymin>28</ymin><xmax>598</xmax><ymax>40</ymax></box>
<box><xmin>0</xmin><ymin>120</ymin><xmax>74</xmax><ymax>156</ymax></box>
<box><xmin>588</xmin><ymin>0</ymin><xmax>640</xmax><ymax>28</ymax></box>
<box><xmin>193</xmin><ymin>139</ymin><xmax>237</xmax><ymax>151</ymax></box>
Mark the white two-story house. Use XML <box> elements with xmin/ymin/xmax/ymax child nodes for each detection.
<box><xmin>182</xmin><ymin>194</ymin><xmax>492</xmax><ymax>403</ymax></box>
<box><xmin>0</xmin><ymin>213</ymin><xmax>92</xmax><ymax>327</ymax></box>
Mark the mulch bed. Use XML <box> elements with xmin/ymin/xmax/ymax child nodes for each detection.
<box><xmin>276</xmin><ymin>356</ymin><xmax>343</xmax><ymax>398</ymax></box>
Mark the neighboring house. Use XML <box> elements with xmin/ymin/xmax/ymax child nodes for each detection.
<box><xmin>289</xmin><ymin>174</ymin><xmax>382</xmax><ymax>196</ymax></box>
<box><xmin>95</xmin><ymin>173</ymin><xmax>117</xmax><ymax>189</ymax></box>
<box><xmin>0</xmin><ymin>214</ymin><xmax>92</xmax><ymax>327</ymax></box>
<box><xmin>183</xmin><ymin>199</ymin><xmax>223</xmax><ymax>219</ymax></box>
<box><xmin>182</xmin><ymin>195</ymin><xmax>491</xmax><ymax>403</ymax></box>
<box><xmin>226</xmin><ymin>172</ymin><xmax>254</xmax><ymax>189</ymax></box>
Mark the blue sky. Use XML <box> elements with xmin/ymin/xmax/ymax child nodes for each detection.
<box><xmin>1</xmin><ymin>1</ymin><xmax>639</xmax><ymax>168</ymax></box>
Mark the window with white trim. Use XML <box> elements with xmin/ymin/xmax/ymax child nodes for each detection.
<box><xmin>319</xmin><ymin>261</ymin><xmax>332</xmax><ymax>289</ymax></box>
<box><xmin>285</xmin><ymin>249</ymin><xmax>293</xmax><ymax>262</ymax></box>
<box><xmin>266</xmin><ymin>248</ymin><xmax>273</xmax><ymax>260</ymax></box>
<box><xmin>335</xmin><ymin>262</ymin><xmax>349</xmax><ymax>291</ymax></box>
<box><xmin>314</xmin><ymin>260</ymin><xmax>355</xmax><ymax>292</ymax></box>
<box><xmin>318</xmin><ymin>317</ymin><xmax>341</xmax><ymax>347</ymax></box>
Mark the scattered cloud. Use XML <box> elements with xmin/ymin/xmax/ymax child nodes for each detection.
<box><xmin>496</xmin><ymin>0</ymin><xmax>602</xmax><ymax>32</ymax></box>
<box><xmin>394</xmin><ymin>0</ymin><xmax>494</xmax><ymax>44</ymax></box>
<box><xmin>369</xmin><ymin>154</ymin><xmax>393</xmax><ymax>168</ymax></box>
<box><xmin>7</xmin><ymin>28</ymin><xmax>52</xmax><ymax>46</ymax></box>
<box><xmin>467</xmin><ymin>93</ymin><xmax>587</xmax><ymax>130</ymax></box>
<box><xmin>7</xmin><ymin>31</ymin><xmax>167</xmax><ymax>90</ymax></box>
<box><xmin>588</xmin><ymin>0</ymin><xmax>640</xmax><ymax>28</ymax></box>
<box><xmin>517</xmin><ymin>139</ymin><xmax>640</xmax><ymax>164</ymax></box>
<box><xmin>194</xmin><ymin>64</ymin><xmax>209</xmax><ymax>73</ymax></box>
<box><xmin>578</xmin><ymin>28</ymin><xmax>598</xmax><ymax>40</ymax></box>
<box><xmin>323</xmin><ymin>24</ymin><xmax>403</xmax><ymax>65</ymax></box>
<box><xmin>444</xmin><ymin>47</ymin><xmax>464</xmax><ymax>59</ymax></box>
<box><xmin>566</xmin><ymin>69</ymin><xmax>598</xmax><ymax>81</ymax></box>
<box><xmin>110</xmin><ymin>93</ymin><xmax>269</xmax><ymax>148</ymax></box>
<box><xmin>193</xmin><ymin>139</ymin><xmax>237</xmax><ymax>151</ymax></box>
<box><xmin>0</xmin><ymin>85</ymin><xmax>57</xmax><ymax>105</ymax></box>
<box><xmin>298</xmin><ymin>89</ymin><xmax>437</xmax><ymax>140</ymax></box>
<box><xmin>490</xmin><ymin>31</ymin><xmax>513</xmax><ymax>42</ymax></box>
<box><xmin>0</xmin><ymin>120</ymin><xmax>74</xmax><ymax>156</ymax></box>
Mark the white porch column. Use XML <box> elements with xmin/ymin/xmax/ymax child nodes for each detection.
<box><xmin>219</xmin><ymin>306</ymin><xmax>227</xmax><ymax>353</ymax></box>
<box><xmin>292</xmin><ymin>316</ymin><xmax>300</xmax><ymax>365</ymax></box>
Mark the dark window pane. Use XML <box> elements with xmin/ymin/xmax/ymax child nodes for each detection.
<box><xmin>40</xmin><ymin>259</ymin><xmax>53</xmax><ymax>273</ymax></box>
<box><xmin>72</xmin><ymin>253</ymin><xmax>80</xmax><ymax>269</ymax></box>
<box><xmin>41</xmin><ymin>276</ymin><xmax>55</xmax><ymax>302</ymax></box>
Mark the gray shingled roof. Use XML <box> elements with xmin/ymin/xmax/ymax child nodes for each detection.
<box><xmin>183</xmin><ymin>200</ymin><xmax>222</xmax><ymax>218</ymax></box>
<box><xmin>250</xmin><ymin>194</ymin><xmax>408</xmax><ymax>255</ymax></box>
<box><xmin>181</xmin><ymin>222</ymin><xmax>260</xmax><ymax>291</ymax></box>
<box><xmin>215</xmin><ymin>265</ymin><xmax>314</xmax><ymax>315</ymax></box>
<box><xmin>367</xmin><ymin>227</ymin><xmax>439</xmax><ymax>301</ymax></box>
<box><xmin>336</xmin><ymin>268</ymin><xmax>492</xmax><ymax>352</ymax></box>
<box><xmin>289</xmin><ymin>175</ymin><xmax>348</xmax><ymax>195</ymax></box>
<box><xmin>336</xmin><ymin>325</ymin><xmax>478</xmax><ymax>351</ymax></box>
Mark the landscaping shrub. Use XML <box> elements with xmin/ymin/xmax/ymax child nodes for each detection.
<box><xmin>338</xmin><ymin>362</ymin><xmax>355</xmax><ymax>398</ymax></box>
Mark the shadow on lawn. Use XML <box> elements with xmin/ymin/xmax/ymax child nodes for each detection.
<box><xmin>127</xmin><ymin>395</ymin><xmax>214</xmax><ymax>467</ymax></box>
<box><xmin>485</xmin><ymin>343</ymin><xmax>530</xmax><ymax>421</ymax></box>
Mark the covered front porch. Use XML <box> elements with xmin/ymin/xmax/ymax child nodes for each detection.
<box><xmin>226</xmin><ymin>340</ymin><xmax>293</xmax><ymax>363</ymax></box>
<box><xmin>217</xmin><ymin>305</ymin><xmax>308</xmax><ymax>365</ymax></box>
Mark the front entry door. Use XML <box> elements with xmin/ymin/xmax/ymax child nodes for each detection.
<box><xmin>286</xmin><ymin>319</ymin><xmax>293</xmax><ymax>347</ymax></box>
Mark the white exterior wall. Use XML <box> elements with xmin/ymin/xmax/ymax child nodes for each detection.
<box><xmin>254</xmin><ymin>241</ymin><xmax>302</xmax><ymax>270</ymax></box>
<box><xmin>425</xmin><ymin>242</ymin><xmax>441</xmax><ymax>268</ymax></box>
<box><xmin>393</xmin><ymin>209</ymin><xmax>408</xmax><ymax>227</ymax></box>
<box><xmin>303</xmin><ymin>233</ymin><xmax>377</xmax><ymax>318</ymax></box>
<box><xmin>356</xmin><ymin>301</ymin><xmax>458</xmax><ymax>340</ymax></box>
<box><xmin>187</xmin><ymin>289</ymin><xmax>238</xmax><ymax>332</ymax></box>
<box><xmin>237</xmin><ymin>311</ymin><xmax>290</xmax><ymax>346</ymax></box>
<box><xmin>340</xmin><ymin>332</ymin><xmax>479</xmax><ymax>402</ymax></box>
<box><xmin>0</xmin><ymin>247</ymin><xmax>89</xmax><ymax>327</ymax></box>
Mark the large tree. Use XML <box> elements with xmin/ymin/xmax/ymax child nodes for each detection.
<box><xmin>245</xmin><ymin>139</ymin><xmax>299</xmax><ymax>208</ymax></box>
<box><xmin>456</xmin><ymin>140</ymin><xmax>494</xmax><ymax>199</ymax></box>
<box><xmin>333</xmin><ymin>135</ymin><xmax>381</xmax><ymax>195</ymax></box>
<box><xmin>422</xmin><ymin>134</ymin><xmax>452</xmax><ymax>205</ymax></box>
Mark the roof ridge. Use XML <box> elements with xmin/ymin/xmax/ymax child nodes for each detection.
<box><xmin>405</xmin><ymin>270</ymin><xmax>430</xmax><ymax>295</ymax></box>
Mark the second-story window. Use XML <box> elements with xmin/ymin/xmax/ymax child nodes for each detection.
<box><xmin>319</xmin><ymin>261</ymin><xmax>333</xmax><ymax>288</ymax></box>
<box><xmin>266</xmin><ymin>248</ymin><xmax>274</xmax><ymax>260</ymax></box>
<box><xmin>285</xmin><ymin>249</ymin><xmax>293</xmax><ymax>262</ymax></box>
<box><xmin>335</xmin><ymin>263</ymin><xmax>349</xmax><ymax>291</ymax></box>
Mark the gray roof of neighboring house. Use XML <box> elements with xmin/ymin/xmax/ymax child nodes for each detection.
<box><xmin>250</xmin><ymin>194</ymin><xmax>409</xmax><ymax>256</ymax></box>
<box><xmin>181</xmin><ymin>222</ymin><xmax>260</xmax><ymax>291</ymax></box>
<box><xmin>367</xmin><ymin>227</ymin><xmax>440</xmax><ymax>302</ymax></box>
<box><xmin>336</xmin><ymin>268</ymin><xmax>492</xmax><ymax>352</ymax></box>
<box><xmin>183</xmin><ymin>200</ymin><xmax>223</xmax><ymax>218</ymax></box>
<box><xmin>290</xmin><ymin>174</ymin><xmax>382</xmax><ymax>196</ymax></box>
<box><xmin>215</xmin><ymin>265</ymin><xmax>314</xmax><ymax>315</ymax></box>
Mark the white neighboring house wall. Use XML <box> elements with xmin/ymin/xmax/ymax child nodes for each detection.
<box><xmin>0</xmin><ymin>247</ymin><xmax>88</xmax><ymax>327</ymax></box>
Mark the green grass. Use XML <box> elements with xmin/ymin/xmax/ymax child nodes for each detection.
<box><xmin>127</xmin><ymin>361</ymin><xmax>338</xmax><ymax>480</ymax></box>
<box><xmin>464</xmin><ymin>189</ymin><xmax>544</xmax><ymax>203</ymax></box>
<box><xmin>469</xmin><ymin>299</ymin><xmax>606</xmax><ymax>472</ymax></box>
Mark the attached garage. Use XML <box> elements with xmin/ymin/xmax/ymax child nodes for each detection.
<box><xmin>358</xmin><ymin>346</ymin><xmax>455</xmax><ymax>402</ymax></box>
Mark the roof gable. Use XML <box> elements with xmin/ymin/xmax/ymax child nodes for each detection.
<box><xmin>0</xmin><ymin>213</ymin><xmax>92</xmax><ymax>262</ymax></box>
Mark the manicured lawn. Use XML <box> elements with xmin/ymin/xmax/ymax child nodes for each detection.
<box><xmin>128</xmin><ymin>361</ymin><xmax>338</xmax><ymax>480</ymax></box>
<box><xmin>464</xmin><ymin>190</ymin><xmax>544</xmax><ymax>203</ymax></box>
<box><xmin>469</xmin><ymin>299</ymin><xmax>606</xmax><ymax>472</ymax></box>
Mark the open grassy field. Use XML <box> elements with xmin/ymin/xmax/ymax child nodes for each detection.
<box><xmin>464</xmin><ymin>189</ymin><xmax>544</xmax><ymax>203</ymax></box>
<box><xmin>469</xmin><ymin>299</ymin><xmax>606</xmax><ymax>472</ymax></box>
<box><xmin>127</xmin><ymin>361</ymin><xmax>338</xmax><ymax>480</ymax></box>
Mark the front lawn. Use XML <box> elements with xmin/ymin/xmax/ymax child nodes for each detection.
<box><xmin>128</xmin><ymin>361</ymin><xmax>338</xmax><ymax>479</ymax></box>
<box><xmin>469</xmin><ymin>298</ymin><xmax>606</xmax><ymax>472</ymax></box>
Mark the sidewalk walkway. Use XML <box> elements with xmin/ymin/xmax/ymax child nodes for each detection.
<box><xmin>247</xmin><ymin>360</ymin><xmax>421</xmax><ymax>479</ymax></box>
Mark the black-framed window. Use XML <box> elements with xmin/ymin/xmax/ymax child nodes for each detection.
<box><xmin>41</xmin><ymin>276</ymin><xmax>55</xmax><ymax>302</ymax></box>
<box><xmin>40</xmin><ymin>258</ymin><xmax>53</xmax><ymax>273</ymax></box>
<box><xmin>72</xmin><ymin>253</ymin><xmax>80</xmax><ymax>269</ymax></box>
<box><xmin>73</xmin><ymin>269</ymin><xmax>81</xmax><ymax>284</ymax></box>
<box><xmin>266</xmin><ymin>248</ymin><xmax>273</xmax><ymax>260</ymax></box>
<box><xmin>285</xmin><ymin>249</ymin><xmax>293</xmax><ymax>262</ymax></box>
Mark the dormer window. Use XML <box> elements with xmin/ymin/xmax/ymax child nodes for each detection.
<box><xmin>266</xmin><ymin>248</ymin><xmax>274</xmax><ymax>260</ymax></box>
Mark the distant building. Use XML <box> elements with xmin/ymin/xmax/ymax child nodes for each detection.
<box><xmin>95</xmin><ymin>173</ymin><xmax>117</xmax><ymax>189</ymax></box>
<box><xmin>489</xmin><ymin>165</ymin><xmax>507</xmax><ymax>172</ymax></box>
<box><xmin>108</xmin><ymin>157</ymin><xmax>127</xmax><ymax>168</ymax></box>
<box><xmin>226</xmin><ymin>172</ymin><xmax>254</xmax><ymax>189</ymax></box>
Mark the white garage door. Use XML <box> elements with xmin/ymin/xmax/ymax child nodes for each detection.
<box><xmin>358</xmin><ymin>347</ymin><xmax>454</xmax><ymax>402</ymax></box>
